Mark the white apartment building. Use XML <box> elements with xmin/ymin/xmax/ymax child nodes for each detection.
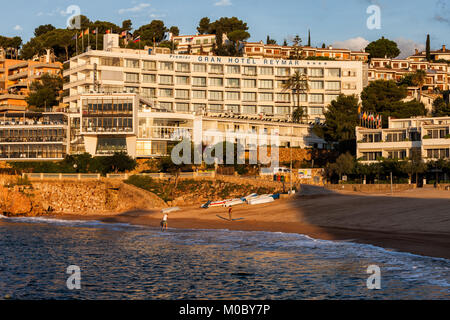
<box><xmin>64</xmin><ymin>34</ymin><xmax>365</xmax><ymax>123</ymax></box>
<box><xmin>356</xmin><ymin>116</ymin><xmax>450</xmax><ymax>163</ymax></box>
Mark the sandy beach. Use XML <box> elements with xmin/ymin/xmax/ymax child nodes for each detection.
<box><xmin>57</xmin><ymin>185</ymin><xmax>450</xmax><ymax>260</ymax></box>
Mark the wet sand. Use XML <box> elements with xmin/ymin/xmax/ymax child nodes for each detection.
<box><xmin>56</xmin><ymin>186</ymin><xmax>450</xmax><ymax>260</ymax></box>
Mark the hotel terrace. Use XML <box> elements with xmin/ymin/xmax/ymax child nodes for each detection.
<box><xmin>356</xmin><ymin>116</ymin><xmax>450</xmax><ymax>163</ymax></box>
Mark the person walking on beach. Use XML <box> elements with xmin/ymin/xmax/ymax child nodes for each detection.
<box><xmin>228</xmin><ymin>206</ymin><xmax>233</xmax><ymax>221</ymax></box>
<box><xmin>161</xmin><ymin>213</ymin><xmax>168</xmax><ymax>231</ymax></box>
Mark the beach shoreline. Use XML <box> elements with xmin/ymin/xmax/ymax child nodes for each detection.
<box><xmin>52</xmin><ymin>186</ymin><xmax>450</xmax><ymax>260</ymax></box>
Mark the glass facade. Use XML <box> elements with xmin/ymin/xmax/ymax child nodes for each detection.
<box><xmin>82</xmin><ymin>98</ymin><xmax>134</xmax><ymax>133</ymax></box>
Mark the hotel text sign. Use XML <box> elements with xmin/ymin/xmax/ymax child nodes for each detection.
<box><xmin>167</xmin><ymin>54</ymin><xmax>335</xmax><ymax>67</ymax></box>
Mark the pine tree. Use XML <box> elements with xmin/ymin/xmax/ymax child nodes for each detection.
<box><xmin>426</xmin><ymin>34</ymin><xmax>431</xmax><ymax>61</ymax></box>
<box><xmin>307</xmin><ymin>29</ymin><xmax>311</xmax><ymax>47</ymax></box>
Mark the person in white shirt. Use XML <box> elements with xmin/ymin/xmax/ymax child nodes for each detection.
<box><xmin>161</xmin><ymin>213</ymin><xmax>168</xmax><ymax>231</ymax></box>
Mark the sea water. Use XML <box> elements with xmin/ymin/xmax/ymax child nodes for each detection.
<box><xmin>0</xmin><ymin>215</ymin><xmax>448</xmax><ymax>300</ymax></box>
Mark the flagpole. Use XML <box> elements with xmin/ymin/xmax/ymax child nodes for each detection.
<box><xmin>76</xmin><ymin>32</ymin><xmax>78</xmax><ymax>55</ymax></box>
<box><xmin>88</xmin><ymin>28</ymin><xmax>90</xmax><ymax>50</ymax></box>
<box><xmin>96</xmin><ymin>28</ymin><xmax>98</xmax><ymax>50</ymax></box>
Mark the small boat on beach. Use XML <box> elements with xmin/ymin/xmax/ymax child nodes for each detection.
<box><xmin>248</xmin><ymin>195</ymin><xmax>275</xmax><ymax>205</ymax></box>
<box><xmin>223</xmin><ymin>199</ymin><xmax>245</xmax><ymax>207</ymax></box>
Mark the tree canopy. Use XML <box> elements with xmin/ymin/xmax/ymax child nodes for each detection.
<box><xmin>361</xmin><ymin>80</ymin><xmax>427</xmax><ymax>125</ymax></box>
<box><xmin>433</xmin><ymin>97</ymin><xmax>450</xmax><ymax>117</ymax></box>
<box><xmin>313</xmin><ymin>94</ymin><xmax>360</xmax><ymax>154</ymax></box>
<box><xmin>365</xmin><ymin>37</ymin><xmax>400</xmax><ymax>59</ymax></box>
<box><xmin>26</xmin><ymin>74</ymin><xmax>63</xmax><ymax>110</ymax></box>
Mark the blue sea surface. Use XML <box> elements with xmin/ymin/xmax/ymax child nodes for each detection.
<box><xmin>0</xmin><ymin>215</ymin><xmax>449</xmax><ymax>300</ymax></box>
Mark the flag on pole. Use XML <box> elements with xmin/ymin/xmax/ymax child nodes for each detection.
<box><xmin>92</xmin><ymin>29</ymin><xmax>97</xmax><ymax>34</ymax></box>
<box><xmin>78</xmin><ymin>32</ymin><xmax>83</xmax><ymax>39</ymax></box>
<box><xmin>106</xmin><ymin>29</ymin><xmax>111</xmax><ymax>34</ymax></box>
<box><xmin>133</xmin><ymin>36</ymin><xmax>141</xmax><ymax>43</ymax></box>
<box><xmin>84</xmin><ymin>28</ymin><xmax>89</xmax><ymax>36</ymax></box>
<box><xmin>120</xmin><ymin>31</ymin><xmax>127</xmax><ymax>38</ymax></box>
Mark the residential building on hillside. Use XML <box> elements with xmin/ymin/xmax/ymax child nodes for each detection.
<box><xmin>356</xmin><ymin>116</ymin><xmax>450</xmax><ymax>163</ymax></box>
<box><xmin>242</xmin><ymin>41</ymin><xmax>369</xmax><ymax>62</ymax></box>
<box><xmin>168</xmin><ymin>33</ymin><xmax>228</xmax><ymax>56</ymax></box>
<box><xmin>409</xmin><ymin>45</ymin><xmax>450</xmax><ymax>62</ymax></box>
<box><xmin>0</xmin><ymin>51</ymin><xmax>62</xmax><ymax>111</ymax></box>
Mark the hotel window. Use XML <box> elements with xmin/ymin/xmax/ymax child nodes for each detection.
<box><xmin>100</xmin><ymin>57</ymin><xmax>122</xmax><ymax>67</ymax></box>
<box><xmin>427</xmin><ymin>148</ymin><xmax>450</xmax><ymax>159</ymax></box>
<box><xmin>325</xmin><ymin>94</ymin><xmax>339</xmax><ymax>103</ymax></box>
<box><xmin>159</xmin><ymin>102</ymin><xmax>173</xmax><ymax>111</ymax></box>
<box><xmin>192</xmin><ymin>90</ymin><xmax>206</xmax><ymax>99</ymax></box>
<box><xmin>259</xmin><ymin>93</ymin><xmax>273</xmax><ymax>102</ymax></box>
<box><xmin>209</xmin><ymin>77</ymin><xmax>223</xmax><ymax>87</ymax></box>
<box><xmin>209</xmin><ymin>91</ymin><xmax>223</xmax><ymax>101</ymax></box>
<box><xmin>193</xmin><ymin>104</ymin><xmax>206</xmax><ymax>112</ymax></box>
<box><xmin>192</xmin><ymin>77</ymin><xmax>206</xmax><ymax>87</ymax></box>
<box><xmin>310</xmin><ymin>81</ymin><xmax>324</xmax><ymax>90</ymax></box>
<box><xmin>176</xmin><ymin>62</ymin><xmax>190</xmax><ymax>72</ymax></box>
<box><xmin>259</xmin><ymin>79</ymin><xmax>273</xmax><ymax>89</ymax></box>
<box><xmin>260</xmin><ymin>106</ymin><xmax>273</xmax><ymax>114</ymax></box>
<box><xmin>362</xmin><ymin>152</ymin><xmax>382</xmax><ymax>161</ymax></box>
<box><xmin>210</xmin><ymin>64</ymin><xmax>223</xmax><ymax>74</ymax></box>
<box><xmin>159</xmin><ymin>88</ymin><xmax>173</xmax><ymax>98</ymax></box>
<box><xmin>193</xmin><ymin>64</ymin><xmax>207</xmax><ymax>73</ymax></box>
<box><xmin>309</xmin><ymin>68</ymin><xmax>324</xmax><ymax>77</ymax></box>
<box><xmin>209</xmin><ymin>104</ymin><xmax>223</xmax><ymax>112</ymax></box>
<box><xmin>242</xmin><ymin>79</ymin><xmax>256</xmax><ymax>88</ymax></box>
<box><xmin>243</xmin><ymin>66</ymin><xmax>257</xmax><ymax>76</ymax></box>
<box><xmin>309</xmin><ymin>107</ymin><xmax>324</xmax><ymax>115</ymax></box>
<box><xmin>343</xmin><ymin>83</ymin><xmax>357</xmax><ymax>90</ymax></box>
<box><xmin>242</xmin><ymin>105</ymin><xmax>257</xmax><ymax>114</ymax></box>
<box><xmin>175</xmin><ymin>76</ymin><xmax>189</xmax><ymax>85</ymax></box>
<box><xmin>259</xmin><ymin>67</ymin><xmax>274</xmax><ymax>75</ymax></box>
<box><xmin>309</xmin><ymin>94</ymin><xmax>324</xmax><ymax>103</ymax></box>
<box><xmin>276</xmin><ymin>93</ymin><xmax>290</xmax><ymax>102</ymax></box>
<box><xmin>388</xmin><ymin>150</ymin><xmax>407</xmax><ymax>160</ymax></box>
<box><xmin>142</xmin><ymin>74</ymin><xmax>156</xmax><ymax>83</ymax></box>
<box><xmin>141</xmin><ymin>88</ymin><xmax>156</xmax><ymax>98</ymax></box>
<box><xmin>226</xmin><ymin>78</ymin><xmax>240</xmax><ymax>88</ymax></box>
<box><xmin>243</xmin><ymin>92</ymin><xmax>256</xmax><ymax>102</ymax></box>
<box><xmin>175</xmin><ymin>89</ymin><xmax>189</xmax><ymax>99</ymax></box>
<box><xmin>293</xmin><ymin>67</ymin><xmax>307</xmax><ymax>75</ymax></box>
<box><xmin>325</xmin><ymin>81</ymin><xmax>341</xmax><ymax>91</ymax></box>
<box><xmin>125</xmin><ymin>73</ymin><xmax>139</xmax><ymax>83</ymax></box>
<box><xmin>159</xmin><ymin>75</ymin><xmax>173</xmax><ymax>85</ymax></box>
<box><xmin>226</xmin><ymin>91</ymin><xmax>240</xmax><ymax>101</ymax></box>
<box><xmin>160</xmin><ymin>62</ymin><xmax>174</xmax><ymax>71</ymax></box>
<box><xmin>276</xmin><ymin>80</ymin><xmax>288</xmax><ymax>89</ymax></box>
<box><xmin>125</xmin><ymin>59</ymin><xmax>140</xmax><ymax>69</ymax></box>
<box><xmin>276</xmin><ymin>106</ymin><xmax>290</xmax><ymax>115</ymax></box>
<box><xmin>226</xmin><ymin>105</ymin><xmax>240</xmax><ymax>113</ymax></box>
<box><xmin>427</xmin><ymin>128</ymin><xmax>449</xmax><ymax>139</ymax></box>
<box><xmin>176</xmin><ymin>103</ymin><xmax>190</xmax><ymax>112</ymax></box>
<box><xmin>136</xmin><ymin>141</ymin><xmax>152</xmax><ymax>156</ymax></box>
<box><xmin>227</xmin><ymin>65</ymin><xmax>240</xmax><ymax>74</ymax></box>
<box><xmin>143</xmin><ymin>60</ymin><xmax>156</xmax><ymax>70</ymax></box>
<box><xmin>203</xmin><ymin>39</ymin><xmax>209</xmax><ymax>44</ymax></box>
<box><xmin>326</xmin><ymin>68</ymin><xmax>341</xmax><ymax>77</ymax></box>
<box><xmin>124</xmin><ymin>87</ymin><xmax>138</xmax><ymax>93</ymax></box>
<box><xmin>276</xmin><ymin>68</ymin><xmax>290</xmax><ymax>76</ymax></box>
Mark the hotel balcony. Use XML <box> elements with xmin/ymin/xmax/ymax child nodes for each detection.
<box><xmin>8</xmin><ymin>71</ymin><xmax>28</xmax><ymax>81</ymax></box>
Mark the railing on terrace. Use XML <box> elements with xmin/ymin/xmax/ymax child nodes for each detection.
<box><xmin>22</xmin><ymin>171</ymin><xmax>216</xmax><ymax>181</ymax></box>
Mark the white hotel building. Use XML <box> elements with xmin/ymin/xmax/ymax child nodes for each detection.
<box><xmin>61</xmin><ymin>34</ymin><xmax>366</xmax><ymax>158</ymax></box>
<box><xmin>357</xmin><ymin>117</ymin><xmax>450</xmax><ymax>163</ymax></box>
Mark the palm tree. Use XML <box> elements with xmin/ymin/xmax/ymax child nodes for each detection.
<box><xmin>412</xmin><ymin>70</ymin><xmax>427</xmax><ymax>101</ymax></box>
<box><xmin>282</xmin><ymin>71</ymin><xmax>309</xmax><ymax>123</ymax></box>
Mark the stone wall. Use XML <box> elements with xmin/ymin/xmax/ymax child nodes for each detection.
<box><xmin>326</xmin><ymin>184</ymin><xmax>417</xmax><ymax>193</ymax></box>
<box><xmin>28</xmin><ymin>180</ymin><xmax>166</xmax><ymax>215</ymax></box>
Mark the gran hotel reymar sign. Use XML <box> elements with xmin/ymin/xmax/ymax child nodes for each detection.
<box><xmin>164</xmin><ymin>54</ymin><xmax>347</xmax><ymax>67</ymax></box>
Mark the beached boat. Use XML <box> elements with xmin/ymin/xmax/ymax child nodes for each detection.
<box><xmin>248</xmin><ymin>196</ymin><xmax>275</xmax><ymax>205</ymax></box>
<box><xmin>204</xmin><ymin>199</ymin><xmax>233</xmax><ymax>208</ymax></box>
<box><xmin>223</xmin><ymin>199</ymin><xmax>245</xmax><ymax>207</ymax></box>
<box><xmin>243</xmin><ymin>193</ymin><xmax>258</xmax><ymax>202</ymax></box>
